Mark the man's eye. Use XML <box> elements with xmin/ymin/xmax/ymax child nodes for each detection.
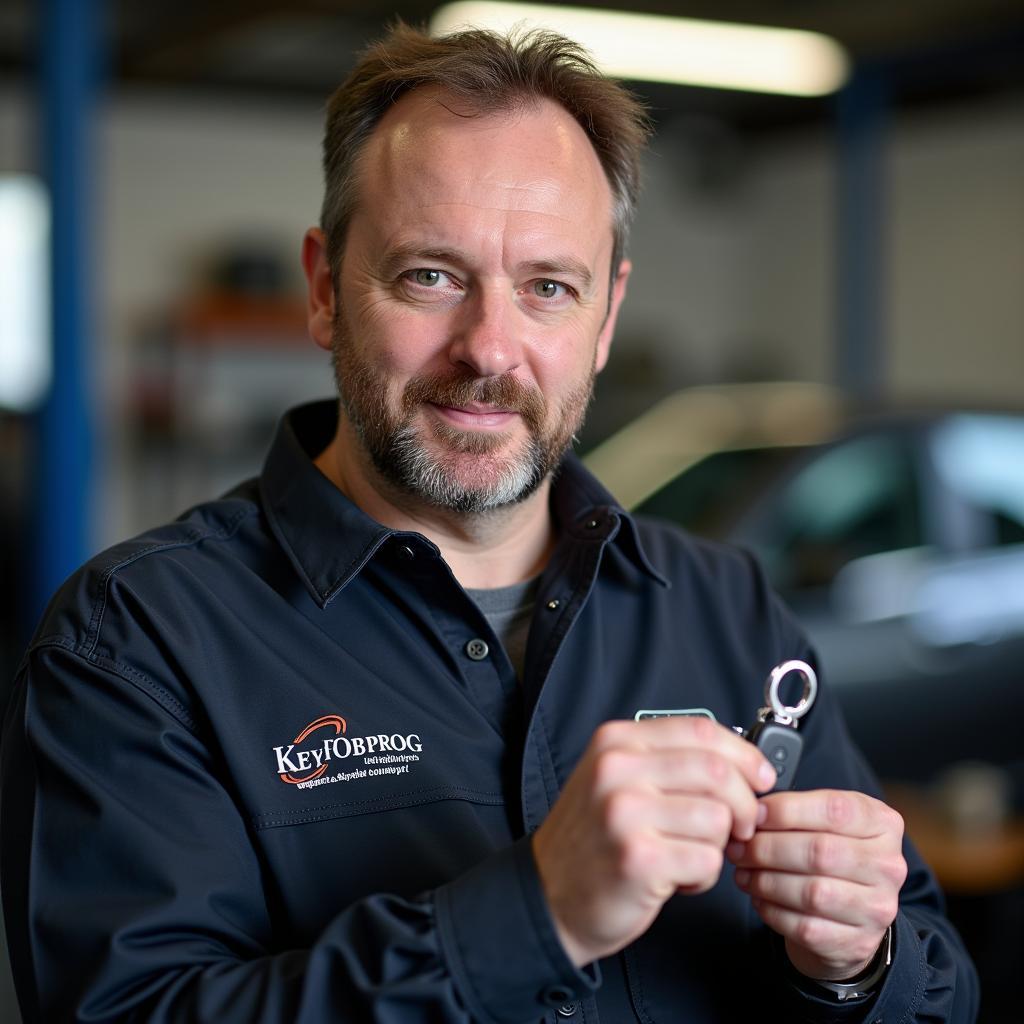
<box><xmin>532</xmin><ymin>280</ymin><xmax>567</xmax><ymax>299</ymax></box>
<box><xmin>411</xmin><ymin>268</ymin><xmax>448</xmax><ymax>287</ymax></box>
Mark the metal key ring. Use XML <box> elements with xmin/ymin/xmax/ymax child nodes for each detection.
<box><xmin>765</xmin><ymin>660</ymin><xmax>818</xmax><ymax>721</ymax></box>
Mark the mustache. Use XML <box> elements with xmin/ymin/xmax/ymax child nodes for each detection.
<box><xmin>402</xmin><ymin>372</ymin><xmax>546</xmax><ymax>431</ymax></box>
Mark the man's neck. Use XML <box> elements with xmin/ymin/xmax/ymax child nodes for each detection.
<box><xmin>313</xmin><ymin>431</ymin><xmax>557</xmax><ymax>590</ymax></box>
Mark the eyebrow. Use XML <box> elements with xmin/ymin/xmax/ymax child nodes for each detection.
<box><xmin>377</xmin><ymin>245</ymin><xmax>472</xmax><ymax>281</ymax></box>
<box><xmin>378</xmin><ymin>245</ymin><xmax>595</xmax><ymax>294</ymax></box>
<box><xmin>521</xmin><ymin>257</ymin><xmax>594</xmax><ymax>294</ymax></box>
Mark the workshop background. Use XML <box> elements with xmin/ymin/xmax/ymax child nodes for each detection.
<box><xmin>1</xmin><ymin>1</ymin><xmax>1023</xmax><ymax>1021</ymax></box>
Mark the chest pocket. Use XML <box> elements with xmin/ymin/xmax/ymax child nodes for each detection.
<box><xmin>250</xmin><ymin>705</ymin><xmax>506</xmax><ymax>829</ymax></box>
<box><xmin>248</xmin><ymin>708</ymin><xmax>513</xmax><ymax>939</ymax></box>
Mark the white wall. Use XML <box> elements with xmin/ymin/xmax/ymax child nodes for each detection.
<box><xmin>98</xmin><ymin>93</ymin><xmax>326</xmax><ymax>541</ymax></box>
<box><xmin>623</xmin><ymin>93</ymin><xmax>1024</xmax><ymax>404</ymax></box>
<box><xmin>624</xmin><ymin>121</ymin><xmax>836</xmax><ymax>385</ymax></box>
<box><xmin>889</xmin><ymin>95</ymin><xmax>1024</xmax><ymax>403</ymax></box>
<box><xmin>624</xmin><ymin>124</ymin><xmax>759</xmax><ymax>381</ymax></box>
<box><xmin>101</xmin><ymin>92</ymin><xmax>323</xmax><ymax>330</ymax></box>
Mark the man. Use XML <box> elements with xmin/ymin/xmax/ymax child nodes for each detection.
<box><xmin>1</xmin><ymin>23</ymin><xmax>976</xmax><ymax>1024</ymax></box>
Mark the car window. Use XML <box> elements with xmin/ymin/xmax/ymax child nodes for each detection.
<box><xmin>635</xmin><ymin>448</ymin><xmax>798</xmax><ymax>538</ymax></box>
<box><xmin>929</xmin><ymin>415</ymin><xmax>1024</xmax><ymax>546</ymax></box>
<box><xmin>742</xmin><ymin>433</ymin><xmax>922</xmax><ymax>593</ymax></box>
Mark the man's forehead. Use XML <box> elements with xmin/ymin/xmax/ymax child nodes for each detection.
<box><xmin>355</xmin><ymin>87</ymin><xmax>612</xmax><ymax>223</ymax></box>
<box><xmin>366</xmin><ymin>88</ymin><xmax>605</xmax><ymax>186</ymax></box>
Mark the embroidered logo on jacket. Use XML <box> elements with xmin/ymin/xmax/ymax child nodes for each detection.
<box><xmin>272</xmin><ymin>714</ymin><xmax>423</xmax><ymax>789</ymax></box>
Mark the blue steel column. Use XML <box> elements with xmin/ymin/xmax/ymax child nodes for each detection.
<box><xmin>30</xmin><ymin>0</ymin><xmax>103</xmax><ymax>625</ymax></box>
<box><xmin>836</xmin><ymin>65</ymin><xmax>889</xmax><ymax>401</ymax></box>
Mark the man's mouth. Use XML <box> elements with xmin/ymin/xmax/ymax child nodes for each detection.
<box><xmin>428</xmin><ymin>402</ymin><xmax>519</xmax><ymax>429</ymax></box>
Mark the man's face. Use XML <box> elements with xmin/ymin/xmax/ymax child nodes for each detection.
<box><xmin>327</xmin><ymin>88</ymin><xmax>628</xmax><ymax>514</ymax></box>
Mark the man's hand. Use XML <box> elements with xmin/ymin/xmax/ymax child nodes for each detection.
<box><xmin>727</xmin><ymin>790</ymin><xmax>908</xmax><ymax>981</ymax></box>
<box><xmin>532</xmin><ymin>717</ymin><xmax>778</xmax><ymax>967</ymax></box>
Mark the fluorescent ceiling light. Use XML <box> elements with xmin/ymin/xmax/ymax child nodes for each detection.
<box><xmin>0</xmin><ymin>176</ymin><xmax>51</xmax><ymax>412</ymax></box>
<box><xmin>430</xmin><ymin>2</ymin><xmax>850</xmax><ymax>96</ymax></box>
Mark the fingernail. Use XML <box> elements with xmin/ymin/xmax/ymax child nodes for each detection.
<box><xmin>734</xmin><ymin>869</ymin><xmax>751</xmax><ymax>888</ymax></box>
<box><xmin>726</xmin><ymin>841</ymin><xmax>746</xmax><ymax>861</ymax></box>
<box><xmin>756</xmin><ymin>802</ymin><xmax>768</xmax><ymax>825</ymax></box>
<box><xmin>758</xmin><ymin>763</ymin><xmax>777</xmax><ymax>789</ymax></box>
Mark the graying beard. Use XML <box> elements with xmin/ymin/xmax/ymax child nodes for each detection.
<box><xmin>388</xmin><ymin>423</ymin><xmax>546</xmax><ymax>514</ymax></box>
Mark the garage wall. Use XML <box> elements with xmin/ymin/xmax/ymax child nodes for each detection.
<box><xmin>889</xmin><ymin>95</ymin><xmax>1024</xmax><ymax>403</ymax></box>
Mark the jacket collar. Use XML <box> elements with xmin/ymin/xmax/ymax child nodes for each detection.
<box><xmin>260</xmin><ymin>400</ymin><xmax>666</xmax><ymax>608</ymax></box>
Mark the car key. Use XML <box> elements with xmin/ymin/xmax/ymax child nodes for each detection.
<box><xmin>742</xmin><ymin>659</ymin><xmax>817</xmax><ymax>791</ymax></box>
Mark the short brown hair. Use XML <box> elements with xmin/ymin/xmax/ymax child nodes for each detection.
<box><xmin>320</xmin><ymin>22</ymin><xmax>650</xmax><ymax>282</ymax></box>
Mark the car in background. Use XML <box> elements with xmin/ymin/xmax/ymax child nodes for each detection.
<box><xmin>585</xmin><ymin>382</ymin><xmax>1024</xmax><ymax>794</ymax></box>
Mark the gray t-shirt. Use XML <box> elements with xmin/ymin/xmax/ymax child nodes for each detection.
<box><xmin>465</xmin><ymin>577</ymin><xmax>540</xmax><ymax>681</ymax></box>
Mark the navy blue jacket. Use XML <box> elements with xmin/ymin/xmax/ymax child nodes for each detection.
<box><xmin>1</xmin><ymin>401</ymin><xmax>977</xmax><ymax>1022</ymax></box>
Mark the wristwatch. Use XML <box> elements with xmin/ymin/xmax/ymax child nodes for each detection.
<box><xmin>807</xmin><ymin>926</ymin><xmax>894</xmax><ymax>1003</ymax></box>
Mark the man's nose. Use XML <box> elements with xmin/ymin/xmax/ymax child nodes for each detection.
<box><xmin>446</xmin><ymin>286</ymin><xmax>523</xmax><ymax>378</ymax></box>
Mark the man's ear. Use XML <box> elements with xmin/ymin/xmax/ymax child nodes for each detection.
<box><xmin>595</xmin><ymin>259</ymin><xmax>631</xmax><ymax>374</ymax></box>
<box><xmin>301</xmin><ymin>227</ymin><xmax>336</xmax><ymax>352</ymax></box>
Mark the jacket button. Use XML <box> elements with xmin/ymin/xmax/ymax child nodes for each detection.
<box><xmin>556</xmin><ymin>1002</ymin><xmax>578</xmax><ymax>1017</ymax></box>
<box><xmin>541</xmin><ymin>985</ymin><xmax>574</xmax><ymax>1008</ymax></box>
<box><xmin>396</xmin><ymin>544</ymin><xmax>415</xmax><ymax>560</ymax></box>
<box><xmin>465</xmin><ymin>638</ymin><xmax>489</xmax><ymax>661</ymax></box>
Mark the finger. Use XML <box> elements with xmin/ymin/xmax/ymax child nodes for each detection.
<box><xmin>612</xmin><ymin>826</ymin><xmax>727</xmax><ymax>896</ymax></box>
<box><xmin>656</xmin><ymin>794</ymin><xmax>735</xmax><ymax>847</ymax></box>
<box><xmin>727</xmin><ymin>829</ymin><xmax>891</xmax><ymax>886</ymax></box>
<box><xmin>653</xmin><ymin>749</ymin><xmax>763</xmax><ymax>842</ymax></box>
<box><xmin>664</xmin><ymin>836</ymin><xmax>728</xmax><ymax>894</ymax></box>
<box><xmin>603</xmin><ymin>788</ymin><xmax>736</xmax><ymax>849</ymax></box>
<box><xmin>735</xmin><ymin>868</ymin><xmax>884</xmax><ymax>930</ymax></box>
<box><xmin>748</xmin><ymin>898</ymin><xmax>888</xmax><ymax>975</ymax></box>
<box><xmin>756</xmin><ymin>790</ymin><xmax>904</xmax><ymax>841</ymax></box>
<box><xmin>596</xmin><ymin>746</ymin><xmax>765</xmax><ymax>841</ymax></box>
<box><xmin>605</xmin><ymin>716</ymin><xmax>777</xmax><ymax>795</ymax></box>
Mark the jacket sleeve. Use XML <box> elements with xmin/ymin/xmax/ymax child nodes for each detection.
<box><xmin>768</xmin><ymin>644</ymin><xmax>980</xmax><ymax>1024</ymax></box>
<box><xmin>0</xmin><ymin>643</ymin><xmax>596</xmax><ymax>1024</ymax></box>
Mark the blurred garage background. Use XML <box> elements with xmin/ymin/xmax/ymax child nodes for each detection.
<box><xmin>1</xmin><ymin>1</ymin><xmax>1023</xmax><ymax>1020</ymax></box>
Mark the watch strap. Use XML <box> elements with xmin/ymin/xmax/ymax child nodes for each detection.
<box><xmin>807</xmin><ymin>925</ymin><xmax>894</xmax><ymax>1003</ymax></box>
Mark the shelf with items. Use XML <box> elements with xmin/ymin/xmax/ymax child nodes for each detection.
<box><xmin>124</xmin><ymin>286</ymin><xmax>330</xmax><ymax>531</ymax></box>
